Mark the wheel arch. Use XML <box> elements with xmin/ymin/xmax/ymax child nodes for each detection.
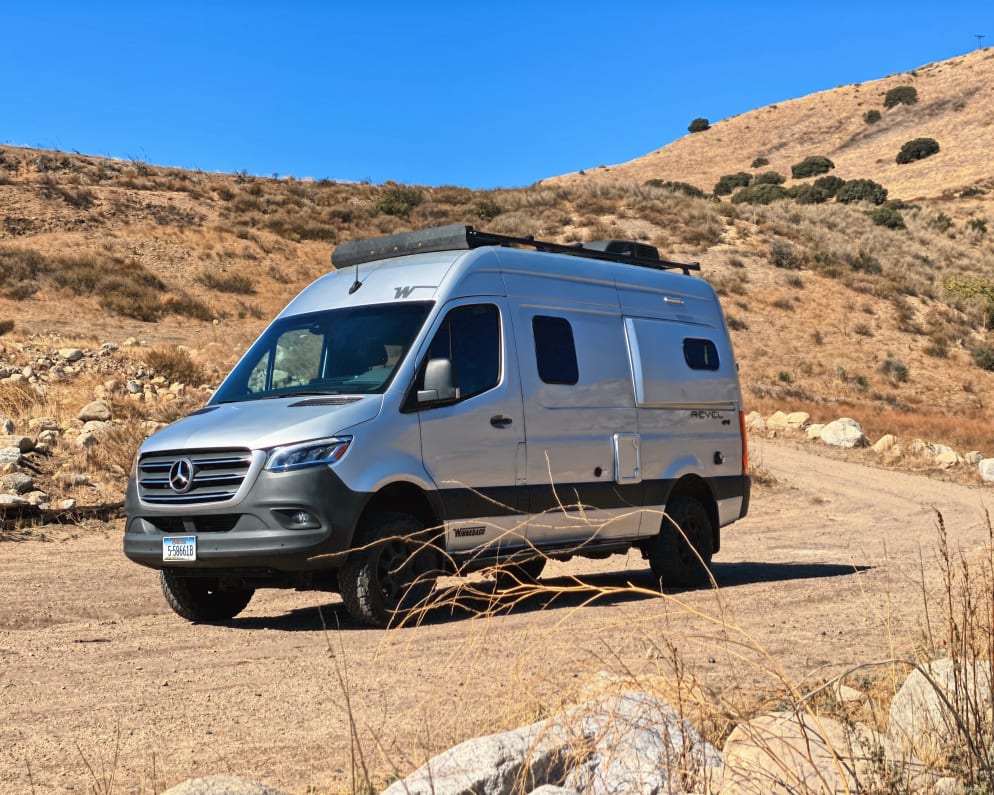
<box><xmin>665</xmin><ymin>474</ymin><xmax>721</xmax><ymax>554</ymax></box>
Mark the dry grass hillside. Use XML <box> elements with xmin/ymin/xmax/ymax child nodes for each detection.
<box><xmin>1</xmin><ymin>48</ymin><xmax>994</xmax><ymax>508</ymax></box>
<box><xmin>546</xmin><ymin>47</ymin><xmax>994</xmax><ymax>205</ymax></box>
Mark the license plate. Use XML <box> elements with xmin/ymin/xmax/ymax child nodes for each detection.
<box><xmin>163</xmin><ymin>536</ymin><xmax>197</xmax><ymax>562</ymax></box>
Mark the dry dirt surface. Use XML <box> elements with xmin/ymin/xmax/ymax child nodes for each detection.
<box><xmin>2</xmin><ymin>438</ymin><xmax>992</xmax><ymax>794</ymax></box>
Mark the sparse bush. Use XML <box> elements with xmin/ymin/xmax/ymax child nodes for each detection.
<box><xmin>752</xmin><ymin>171</ymin><xmax>785</xmax><ymax>186</ymax></box>
<box><xmin>867</xmin><ymin>206</ymin><xmax>906</xmax><ymax>230</ymax></box>
<box><xmin>961</xmin><ymin>186</ymin><xmax>987</xmax><ymax>198</ymax></box>
<box><xmin>847</xmin><ymin>249</ymin><xmax>883</xmax><ymax>275</ymax></box>
<box><xmin>144</xmin><ymin>345</ymin><xmax>207</xmax><ymax>385</ymax></box>
<box><xmin>726</xmin><ymin>316</ymin><xmax>749</xmax><ymax>331</ymax></box>
<box><xmin>853</xmin><ymin>322</ymin><xmax>873</xmax><ymax>336</ymax></box>
<box><xmin>0</xmin><ymin>320</ymin><xmax>13</xmax><ymax>336</ymax></box>
<box><xmin>771</xmin><ymin>296</ymin><xmax>794</xmax><ymax>311</ymax></box>
<box><xmin>884</xmin><ymin>85</ymin><xmax>918</xmax><ymax>108</ymax></box>
<box><xmin>197</xmin><ymin>270</ymin><xmax>255</xmax><ymax>294</ymax></box>
<box><xmin>881</xmin><ymin>355</ymin><xmax>909</xmax><ymax>382</ymax></box>
<box><xmin>687</xmin><ymin>117</ymin><xmax>710</xmax><ymax>133</ymax></box>
<box><xmin>863</xmin><ymin>109</ymin><xmax>882</xmax><ymax>124</ymax></box>
<box><xmin>769</xmin><ymin>241</ymin><xmax>805</xmax><ymax>270</ymax></box>
<box><xmin>713</xmin><ymin>172</ymin><xmax>752</xmax><ymax>196</ymax></box>
<box><xmin>790</xmin><ymin>156</ymin><xmax>835</xmax><ymax>179</ymax></box>
<box><xmin>731</xmin><ymin>183</ymin><xmax>789</xmax><ymax>205</ymax></box>
<box><xmin>970</xmin><ymin>343</ymin><xmax>994</xmax><ymax>371</ymax></box>
<box><xmin>778</xmin><ymin>370</ymin><xmax>793</xmax><ymax>383</ymax></box>
<box><xmin>836</xmin><ymin>179</ymin><xmax>888</xmax><ymax>205</ymax></box>
<box><xmin>967</xmin><ymin>217</ymin><xmax>988</xmax><ymax>235</ymax></box>
<box><xmin>788</xmin><ymin>184</ymin><xmax>829</xmax><ymax>204</ymax></box>
<box><xmin>375</xmin><ymin>183</ymin><xmax>424</xmax><ymax>217</ymax></box>
<box><xmin>644</xmin><ymin>179</ymin><xmax>705</xmax><ymax>198</ymax></box>
<box><xmin>475</xmin><ymin>198</ymin><xmax>502</xmax><ymax>221</ymax></box>
<box><xmin>896</xmin><ymin>137</ymin><xmax>940</xmax><ymax>164</ymax></box>
<box><xmin>750</xmin><ymin>157</ymin><xmax>769</xmax><ymax>169</ymax></box>
<box><xmin>930</xmin><ymin>212</ymin><xmax>954</xmax><ymax>232</ymax></box>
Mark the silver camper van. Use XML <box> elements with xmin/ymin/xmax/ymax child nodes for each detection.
<box><xmin>124</xmin><ymin>225</ymin><xmax>750</xmax><ymax>626</ymax></box>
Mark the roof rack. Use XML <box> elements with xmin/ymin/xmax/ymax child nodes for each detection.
<box><xmin>331</xmin><ymin>223</ymin><xmax>700</xmax><ymax>274</ymax></box>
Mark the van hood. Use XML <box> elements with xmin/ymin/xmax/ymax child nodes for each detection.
<box><xmin>140</xmin><ymin>395</ymin><xmax>383</xmax><ymax>454</ymax></box>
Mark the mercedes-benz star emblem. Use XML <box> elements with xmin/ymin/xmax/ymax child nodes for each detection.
<box><xmin>168</xmin><ymin>458</ymin><xmax>195</xmax><ymax>494</ymax></box>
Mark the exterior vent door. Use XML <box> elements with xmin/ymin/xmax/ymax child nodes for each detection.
<box><xmin>613</xmin><ymin>433</ymin><xmax>642</xmax><ymax>485</ymax></box>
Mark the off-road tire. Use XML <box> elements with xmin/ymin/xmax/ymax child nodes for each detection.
<box><xmin>648</xmin><ymin>495</ymin><xmax>714</xmax><ymax>587</ymax></box>
<box><xmin>160</xmin><ymin>570</ymin><xmax>255</xmax><ymax>622</ymax></box>
<box><xmin>495</xmin><ymin>556</ymin><xmax>546</xmax><ymax>589</ymax></box>
<box><xmin>338</xmin><ymin>512</ymin><xmax>441</xmax><ymax>628</ymax></box>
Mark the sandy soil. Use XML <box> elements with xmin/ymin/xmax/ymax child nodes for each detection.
<box><xmin>2</xmin><ymin>438</ymin><xmax>992</xmax><ymax>794</ymax></box>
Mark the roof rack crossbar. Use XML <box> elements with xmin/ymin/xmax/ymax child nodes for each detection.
<box><xmin>331</xmin><ymin>224</ymin><xmax>700</xmax><ymax>274</ymax></box>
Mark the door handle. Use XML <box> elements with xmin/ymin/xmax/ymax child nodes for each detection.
<box><xmin>490</xmin><ymin>415</ymin><xmax>513</xmax><ymax>428</ymax></box>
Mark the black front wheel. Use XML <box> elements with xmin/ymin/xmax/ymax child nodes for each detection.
<box><xmin>648</xmin><ymin>495</ymin><xmax>715</xmax><ymax>587</ymax></box>
<box><xmin>160</xmin><ymin>570</ymin><xmax>255</xmax><ymax>622</ymax></box>
<box><xmin>338</xmin><ymin>512</ymin><xmax>441</xmax><ymax>627</ymax></box>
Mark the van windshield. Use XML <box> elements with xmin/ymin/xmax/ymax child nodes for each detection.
<box><xmin>211</xmin><ymin>302</ymin><xmax>433</xmax><ymax>403</ymax></box>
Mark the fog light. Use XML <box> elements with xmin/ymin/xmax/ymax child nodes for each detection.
<box><xmin>291</xmin><ymin>511</ymin><xmax>311</xmax><ymax>525</ymax></box>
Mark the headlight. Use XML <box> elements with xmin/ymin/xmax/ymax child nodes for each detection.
<box><xmin>265</xmin><ymin>436</ymin><xmax>352</xmax><ymax>473</ymax></box>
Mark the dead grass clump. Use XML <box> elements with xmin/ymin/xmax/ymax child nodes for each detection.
<box><xmin>143</xmin><ymin>346</ymin><xmax>207</xmax><ymax>386</ymax></box>
<box><xmin>0</xmin><ymin>379</ymin><xmax>43</xmax><ymax>419</ymax></box>
<box><xmin>197</xmin><ymin>269</ymin><xmax>255</xmax><ymax>294</ymax></box>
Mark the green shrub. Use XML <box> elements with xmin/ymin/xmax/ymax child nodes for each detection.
<box><xmin>883</xmin><ymin>86</ymin><xmax>918</xmax><ymax>108</ymax></box>
<box><xmin>836</xmin><ymin>179</ymin><xmax>888</xmax><ymax>205</ymax></box>
<box><xmin>970</xmin><ymin>343</ymin><xmax>994</xmax><ymax>371</ymax></box>
<box><xmin>475</xmin><ymin>198</ymin><xmax>502</xmax><ymax>221</ymax></box>
<box><xmin>863</xmin><ymin>109</ymin><xmax>882</xmax><ymax>124</ymax></box>
<box><xmin>713</xmin><ymin>172</ymin><xmax>752</xmax><ymax>196</ymax></box>
<box><xmin>688</xmin><ymin>117</ymin><xmax>710</xmax><ymax>133</ymax></box>
<box><xmin>814</xmin><ymin>175</ymin><xmax>845</xmax><ymax>197</ymax></box>
<box><xmin>896</xmin><ymin>137</ymin><xmax>939</xmax><ymax>164</ymax></box>
<box><xmin>375</xmin><ymin>183</ymin><xmax>424</xmax><ymax>217</ymax></box>
<box><xmin>644</xmin><ymin>179</ymin><xmax>705</xmax><ymax>198</ymax></box>
<box><xmin>753</xmin><ymin>171</ymin><xmax>785</xmax><ymax>185</ymax></box>
<box><xmin>750</xmin><ymin>157</ymin><xmax>769</xmax><ymax>168</ymax></box>
<box><xmin>790</xmin><ymin>156</ymin><xmax>835</xmax><ymax>179</ymax></box>
<box><xmin>731</xmin><ymin>184</ymin><xmax>789</xmax><ymax>205</ymax></box>
<box><xmin>867</xmin><ymin>206</ymin><xmax>906</xmax><ymax>229</ymax></box>
<box><xmin>961</xmin><ymin>186</ymin><xmax>987</xmax><ymax>198</ymax></box>
<box><xmin>788</xmin><ymin>184</ymin><xmax>829</xmax><ymax>204</ymax></box>
<box><xmin>881</xmin><ymin>355</ymin><xmax>909</xmax><ymax>382</ymax></box>
<box><xmin>967</xmin><ymin>217</ymin><xmax>988</xmax><ymax>235</ymax></box>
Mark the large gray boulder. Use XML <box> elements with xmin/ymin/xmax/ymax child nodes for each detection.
<box><xmin>819</xmin><ymin>418</ymin><xmax>868</xmax><ymax>448</ymax></box>
<box><xmin>381</xmin><ymin>692</ymin><xmax>720</xmax><ymax>795</ymax></box>
<box><xmin>889</xmin><ymin>658</ymin><xmax>992</xmax><ymax>762</ymax></box>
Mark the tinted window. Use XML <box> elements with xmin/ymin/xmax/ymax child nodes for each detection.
<box><xmin>533</xmin><ymin>316</ymin><xmax>579</xmax><ymax>385</ymax></box>
<box><xmin>683</xmin><ymin>338</ymin><xmax>720</xmax><ymax>371</ymax></box>
<box><xmin>423</xmin><ymin>304</ymin><xmax>500</xmax><ymax>400</ymax></box>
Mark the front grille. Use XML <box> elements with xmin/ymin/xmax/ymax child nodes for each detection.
<box><xmin>138</xmin><ymin>449</ymin><xmax>253</xmax><ymax>505</ymax></box>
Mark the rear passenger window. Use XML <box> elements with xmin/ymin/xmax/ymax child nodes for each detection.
<box><xmin>533</xmin><ymin>316</ymin><xmax>579</xmax><ymax>385</ymax></box>
<box><xmin>683</xmin><ymin>338</ymin><xmax>720</xmax><ymax>371</ymax></box>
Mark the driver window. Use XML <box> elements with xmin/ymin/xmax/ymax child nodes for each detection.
<box><xmin>422</xmin><ymin>304</ymin><xmax>500</xmax><ymax>400</ymax></box>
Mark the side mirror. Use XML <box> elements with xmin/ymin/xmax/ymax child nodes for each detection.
<box><xmin>418</xmin><ymin>358</ymin><xmax>458</xmax><ymax>404</ymax></box>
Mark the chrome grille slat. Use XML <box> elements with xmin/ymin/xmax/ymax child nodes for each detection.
<box><xmin>138</xmin><ymin>449</ymin><xmax>253</xmax><ymax>505</ymax></box>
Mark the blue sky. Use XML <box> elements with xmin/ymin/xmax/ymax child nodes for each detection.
<box><xmin>2</xmin><ymin>2</ymin><xmax>990</xmax><ymax>189</ymax></box>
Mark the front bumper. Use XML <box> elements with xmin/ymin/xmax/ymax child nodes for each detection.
<box><xmin>123</xmin><ymin>464</ymin><xmax>368</xmax><ymax>572</ymax></box>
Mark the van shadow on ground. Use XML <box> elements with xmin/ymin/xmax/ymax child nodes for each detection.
<box><xmin>225</xmin><ymin>560</ymin><xmax>870</xmax><ymax>632</ymax></box>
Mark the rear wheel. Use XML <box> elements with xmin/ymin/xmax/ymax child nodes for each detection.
<box><xmin>160</xmin><ymin>570</ymin><xmax>255</xmax><ymax>622</ymax></box>
<box><xmin>649</xmin><ymin>495</ymin><xmax>714</xmax><ymax>587</ymax></box>
<box><xmin>339</xmin><ymin>512</ymin><xmax>441</xmax><ymax>627</ymax></box>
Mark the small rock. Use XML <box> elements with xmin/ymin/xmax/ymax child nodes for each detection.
<box><xmin>77</xmin><ymin>400</ymin><xmax>112</xmax><ymax>422</ymax></box>
<box><xmin>834</xmin><ymin>683</ymin><xmax>866</xmax><ymax>704</ymax></box>
<box><xmin>766</xmin><ymin>411</ymin><xmax>789</xmax><ymax>431</ymax></box>
<box><xmin>871</xmin><ymin>434</ymin><xmax>898</xmax><ymax>454</ymax></box>
<box><xmin>935</xmin><ymin>450</ymin><xmax>962</xmax><ymax>469</ymax></box>
<box><xmin>0</xmin><ymin>493</ymin><xmax>29</xmax><ymax>506</ymax></box>
<box><xmin>25</xmin><ymin>491</ymin><xmax>48</xmax><ymax>506</ymax></box>
<box><xmin>75</xmin><ymin>432</ymin><xmax>98</xmax><ymax>448</ymax></box>
<box><xmin>0</xmin><ymin>414</ymin><xmax>13</xmax><ymax>434</ymax></box>
<box><xmin>0</xmin><ymin>447</ymin><xmax>21</xmax><ymax>465</ymax></box>
<box><xmin>28</xmin><ymin>417</ymin><xmax>60</xmax><ymax>432</ymax></box>
<box><xmin>966</xmin><ymin>451</ymin><xmax>984</xmax><ymax>465</ymax></box>
<box><xmin>125</xmin><ymin>380</ymin><xmax>143</xmax><ymax>394</ymax></box>
<box><xmin>161</xmin><ymin>776</ymin><xmax>292</xmax><ymax>795</ymax></box>
<box><xmin>100</xmin><ymin>342</ymin><xmax>119</xmax><ymax>353</ymax></box>
<box><xmin>786</xmin><ymin>411</ymin><xmax>809</xmax><ymax>429</ymax></box>
<box><xmin>82</xmin><ymin>420</ymin><xmax>111</xmax><ymax>435</ymax></box>
<box><xmin>805</xmin><ymin>423</ymin><xmax>824</xmax><ymax>440</ymax></box>
<box><xmin>980</xmin><ymin>459</ymin><xmax>994</xmax><ymax>483</ymax></box>
<box><xmin>0</xmin><ymin>435</ymin><xmax>34</xmax><ymax>453</ymax></box>
<box><xmin>59</xmin><ymin>498</ymin><xmax>77</xmax><ymax>510</ymax></box>
<box><xmin>22</xmin><ymin>366</ymin><xmax>34</xmax><ymax>379</ymax></box>
<box><xmin>58</xmin><ymin>348</ymin><xmax>84</xmax><ymax>362</ymax></box>
<box><xmin>1</xmin><ymin>472</ymin><xmax>34</xmax><ymax>494</ymax></box>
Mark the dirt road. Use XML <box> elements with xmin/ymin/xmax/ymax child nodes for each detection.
<box><xmin>2</xmin><ymin>439</ymin><xmax>991</xmax><ymax>794</ymax></box>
